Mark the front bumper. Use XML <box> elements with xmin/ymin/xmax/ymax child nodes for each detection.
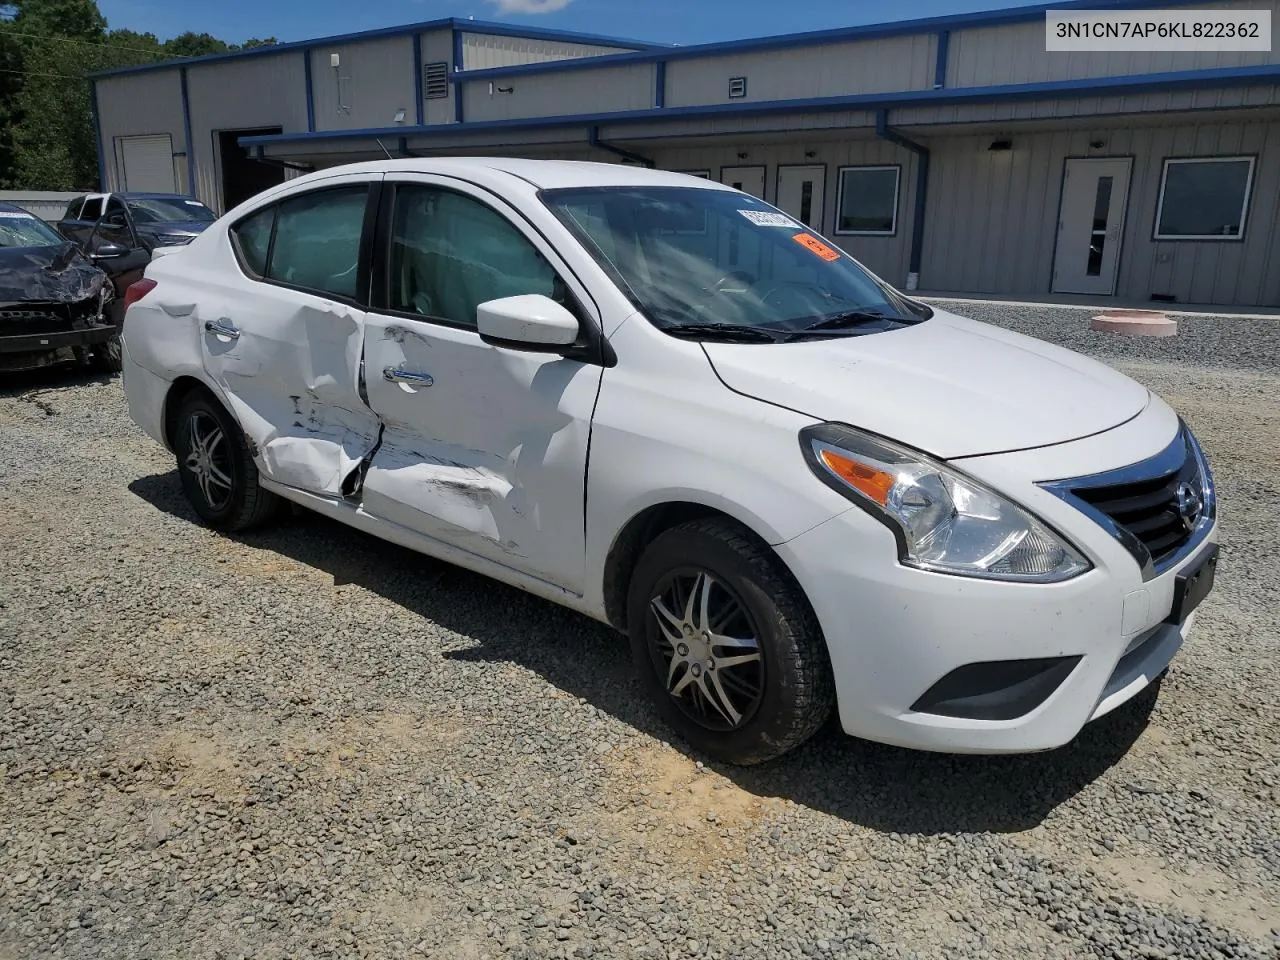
<box><xmin>0</xmin><ymin>322</ymin><xmax>118</xmax><ymax>371</ymax></box>
<box><xmin>776</xmin><ymin>404</ymin><xmax>1218</xmax><ymax>754</ymax></box>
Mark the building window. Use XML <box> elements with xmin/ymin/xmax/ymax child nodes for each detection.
<box><xmin>728</xmin><ymin>77</ymin><xmax>747</xmax><ymax>99</ymax></box>
<box><xmin>423</xmin><ymin>62</ymin><xmax>450</xmax><ymax>100</ymax></box>
<box><xmin>1154</xmin><ymin>156</ymin><xmax>1255</xmax><ymax>241</ymax></box>
<box><xmin>835</xmin><ymin>165</ymin><xmax>900</xmax><ymax>236</ymax></box>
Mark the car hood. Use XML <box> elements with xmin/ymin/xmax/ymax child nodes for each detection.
<box><xmin>0</xmin><ymin>243</ymin><xmax>106</xmax><ymax>304</ymax></box>
<box><xmin>701</xmin><ymin>308</ymin><xmax>1150</xmax><ymax>459</ymax></box>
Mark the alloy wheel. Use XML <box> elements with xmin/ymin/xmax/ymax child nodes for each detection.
<box><xmin>184</xmin><ymin>411</ymin><xmax>234</xmax><ymax>511</ymax></box>
<box><xmin>647</xmin><ymin>570</ymin><xmax>765</xmax><ymax>731</ymax></box>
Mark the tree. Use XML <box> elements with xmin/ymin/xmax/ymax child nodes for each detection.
<box><xmin>0</xmin><ymin>0</ymin><xmax>266</xmax><ymax>190</ymax></box>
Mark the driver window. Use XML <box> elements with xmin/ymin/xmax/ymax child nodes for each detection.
<box><xmin>95</xmin><ymin>197</ymin><xmax>133</xmax><ymax>247</ymax></box>
<box><xmin>389</xmin><ymin>184</ymin><xmax>561</xmax><ymax>329</ymax></box>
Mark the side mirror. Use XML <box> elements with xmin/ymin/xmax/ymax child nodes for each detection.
<box><xmin>90</xmin><ymin>241</ymin><xmax>129</xmax><ymax>260</ymax></box>
<box><xmin>476</xmin><ymin>294</ymin><xmax>579</xmax><ymax>352</ymax></box>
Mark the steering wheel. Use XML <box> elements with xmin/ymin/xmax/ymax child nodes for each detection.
<box><xmin>755</xmin><ymin>280</ymin><xmax>826</xmax><ymax>310</ymax></box>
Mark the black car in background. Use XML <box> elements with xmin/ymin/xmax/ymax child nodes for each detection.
<box><xmin>0</xmin><ymin>202</ymin><xmax>150</xmax><ymax>374</ymax></box>
<box><xmin>57</xmin><ymin>192</ymin><xmax>216</xmax><ymax>254</ymax></box>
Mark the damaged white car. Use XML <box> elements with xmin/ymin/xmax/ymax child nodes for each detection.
<box><xmin>120</xmin><ymin>159</ymin><xmax>1218</xmax><ymax>765</ymax></box>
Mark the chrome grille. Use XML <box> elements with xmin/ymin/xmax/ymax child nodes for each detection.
<box><xmin>1039</xmin><ymin>423</ymin><xmax>1215</xmax><ymax>581</ymax></box>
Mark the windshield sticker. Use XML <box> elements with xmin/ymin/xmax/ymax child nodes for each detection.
<box><xmin>739</xmin><ymin>210</ymin><xmax>797</xmax><ymax>227</ymax></box>
<box><xmin>0</xmin><ymin>211</ymin><xmax>36</xmax><ymax>220</ymax></box>
<box><xmin>792</xmin><ymin>233</ymin><xmax>841</xmax><ymax>262</ymax></box>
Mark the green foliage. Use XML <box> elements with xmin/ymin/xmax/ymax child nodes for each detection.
<box><xmin>0</xmin><ymin>0</ymin><xmax>277</xmax><ymax>190</ymax></box>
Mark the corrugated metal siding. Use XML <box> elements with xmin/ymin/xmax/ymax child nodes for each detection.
<box><xmin>921</xmin><ymin>118</ymin><xmax>1280</xmax><ymax>305</ymax></box>
<box><xmin>461</xmin><ymin>63</ymin><xmax>656</xmax><ymax>122</ymax></box>
<box><xmin>599</xmin><ymin>110</ymin><xmax>877</xmax><ymax>141</ymax></box>
<box><xmin>647</xmin><ymin>138</ymin><xmax>918</xmax><ymax>286</ymax></box>
<box><xmin>459</xmin><ymin>33</ymin><xmax>637</xmax><ymax>71</ymax></box>
<box><xmin>94</xmin><ymin>73</ymin><xmax>186</xmax><ymax>192</ymax></box>
<box><xmin>421</xmin><ymin>30</ymin><xmax>456</xmax><ymax>125</ymax></box>
<box><xmin>948</xmin><ymin>0</ymin><xmax>1280</xmax><ymax>87</ymax></box>
<box><xmin>0</xmin><ymin>191</ymin><xmax>81</xmax><ymax>222</ymax></box>
<box><xmin>665</xmin><ymin>34</ymin><xmax>936</xmax><ymax>107</ymax></box>
<box><xmin>186</xmin><ymin>54</ymin><xmax>309</xmax><ymax>212</ymax></box>
<box><xmin>311</xmin><ymin>37</ymin><xmax>415</xmax><ymax>131</ymax></box>
<box><xmin>896</xmin><ymin>85</ymin><xmax>1280</xmax><ymax>126</ymax></box>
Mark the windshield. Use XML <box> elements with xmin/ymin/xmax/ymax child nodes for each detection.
<box><xmin>0</xmin><ymin>210</ymin><xmax>67</xmax><ymax>249</ymax></box>
<box><xmin>541</xmin><ymin>185</ymin><xmax>929</xmax><ymax>339</ymax></box>
<box><xmin>126</xmin><ymin>197</ymin><xmax>216</xmax><ymax>224</ymax></box>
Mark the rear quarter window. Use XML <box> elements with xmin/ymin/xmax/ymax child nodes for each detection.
<box><xmin>230</xmin><ymin>207</ymin><xmax>275</xmax><ymax>277</ymax></box>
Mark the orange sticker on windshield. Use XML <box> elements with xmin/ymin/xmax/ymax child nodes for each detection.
<box><xmin>792</xmin><ymin>233</ymin><xmax>841</xmax><ymax>262</ymax></box>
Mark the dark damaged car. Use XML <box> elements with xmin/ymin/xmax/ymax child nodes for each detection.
<box><xmin>0</xmin><ymin>203</ymin><xmax>149</xmax><ymax>374</ymax></box>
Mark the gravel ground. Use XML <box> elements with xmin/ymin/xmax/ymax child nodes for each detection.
<box><xmin>2</xmin><ymin>303</ymin><xmax>1278</xmax><ymax>960</ymax></box>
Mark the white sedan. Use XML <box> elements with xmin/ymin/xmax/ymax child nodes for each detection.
<box><xmin>119</xmin><ymin>159</ymin><xmax>1218</xmax><ymax>765</ymax></box>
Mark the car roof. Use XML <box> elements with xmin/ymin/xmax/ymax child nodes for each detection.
<box><xmin>118</xmin><ymin>192</ymin><xmax>201</xmax><ymax>200</ymax></box>
<box><xmin>286</xmin><ymin>158</ymin><xmax>737</xmax><ymax>193</ymax></box>
<box><xmin>0</xmin><ymin>201</ymin><xmax>33</xmax><ymax>214</ymax></box>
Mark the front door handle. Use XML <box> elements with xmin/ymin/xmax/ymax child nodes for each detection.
<box><xmin>383</xmin><ymin>366</ymin><xmax>434</xmax><ymax>387</ymax></box>
<box><xmin>204</xmin><ymin>319</ymin><xmax>240</xmax><ymax>340</ymax></box>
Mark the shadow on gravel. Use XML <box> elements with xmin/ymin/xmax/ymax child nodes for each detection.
<box><xmin>130</xmin><ymin>469</ymin><xmax>1159</xmax><ymax>837</ymax></box>
<box><xmin>0</xmin><ymin>365</ymin><xmax>116</xmax><ymax>397</ymax></box>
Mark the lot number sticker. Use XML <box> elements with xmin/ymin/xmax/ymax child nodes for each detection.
<box><xmin>739</xmin><ymin>210</ymin><xmax>797</xmax><ymax>227</ymax></box>
<box><xmin>792</xmin><ymin>232</ymin><xmax>841</xmax><ymax>262</ymax></box>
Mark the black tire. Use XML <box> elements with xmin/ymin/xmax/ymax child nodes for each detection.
<box><xmin>173</xmin><ymin>389</ymin><xmax>280</xmax><ymax>532</ymax></box>
<box><xmin>91</xmin><ymin>333</ymin><xmax>123</xmax><ymax>373</ymax></box>
<box><xmin>626</xmin><ymin>518</ymin><xmax>835</xmax><ymax>766</ymax></box>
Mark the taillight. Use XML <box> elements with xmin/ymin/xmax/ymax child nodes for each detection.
<box><xmin>123</xmin><ymin>278</ymin><xmax>157</xmax><ymax>311</ymax></box>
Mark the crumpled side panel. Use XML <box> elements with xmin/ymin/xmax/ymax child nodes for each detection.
<box><xmin>203</xmin><ymin>298</ymin><xmax>381</xmax><ymax>498</ymax></box>
<box><xmin>361</xmin><ymin>428</ymin><xmax>532</xmax><ymax>558</ymax></box>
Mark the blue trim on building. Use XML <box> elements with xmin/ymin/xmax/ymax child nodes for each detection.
<box><xmin>452</xmin><ymin>28</ymin><xmax>465</xmax><ymax>123</ymax></box>
<box><xmin>443</xmin><ymin>0</ymin><xmax>1204</xmax><ymax>82</ymax></box>
<box><xmin>655</xmin><ymin>61</ymin><xmax>667</xmax><ymax>108</ymax></box>
<box><xmin>413</xmin><ymin>33</ymin><xmax>425</xmax><ymax>126</ymax></box>
<box><xmin>179</xmin><ymin>68</ymin><xmax>197</xmax><ymax>196</ymax></box>
<box><xmin>238</xmin><ymin>62</ymin><xmax>1280</xmax><ymax>149</ymax></box>
<box><xmin>89</xmin><ymin>79</ymin><xmax>108</xmax><ymax>190</ymax></box>
<box><xmin>934</xmin><ymin>30</ymin><xmax>950</xmax><ymax>90</ymax></box>
<box><xmin>88</xmin><ymin>17</ymin><xmax>661</xmax><ymax>79</ymax></box>
<box><xmin>303</xmin><ymin>50</ymin><xmax>316</xmax><ymax>132</ymax></box>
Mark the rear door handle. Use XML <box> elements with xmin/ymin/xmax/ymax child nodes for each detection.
<box><xmin>204</xmin><ymin>319</ymin><xmax>240</xmax><ymax>340</ymax></box>
<box><xmin>383</xmin><ymin>366</ymin><xmax>434</xmax><ymax>387</ymax></box>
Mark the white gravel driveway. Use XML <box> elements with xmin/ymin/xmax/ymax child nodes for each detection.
<box><xmin>1</xmin><ymin>302</ymin><xmax>1277</xmax><ymax>960</ymax></box>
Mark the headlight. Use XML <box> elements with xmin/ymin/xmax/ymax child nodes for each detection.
<box><xmin>800</xmin><ymin>424</ymin><xmax>1091</xmax><ymax>583</ymax></box>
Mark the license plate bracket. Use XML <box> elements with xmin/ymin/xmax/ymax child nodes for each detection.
<box><xmin>1164</xmin><ymin>543</ymin><xmax>1219</xmax><ymax>625</ymax></box>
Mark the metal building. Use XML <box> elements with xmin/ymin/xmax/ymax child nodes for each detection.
<box><xmin>92</xmin><ymin>0</ymin><xmax>1280</xmax><ymax>307</ymax></box>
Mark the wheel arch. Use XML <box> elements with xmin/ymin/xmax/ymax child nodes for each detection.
<box><xmin>161</xmin><ymin>375</ymin><xmax>225</xmax><ymax>451</ymax></box>
<box><xmin>601</xmin><ymin>500</ymin><xmax>812</xmax><ymax>634</ymax></box>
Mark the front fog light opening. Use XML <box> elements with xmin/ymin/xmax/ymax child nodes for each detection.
<box><xmin>801</xmin><ymin>424</ymin><xmax>1091</xmax><ymax>583</ymax></box>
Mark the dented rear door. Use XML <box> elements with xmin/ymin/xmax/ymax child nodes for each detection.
<box><xmin>199</xmin><ymin>175</ymin><xmax>382</xmax><ymax>498</ymax></box>
<box><xmin>359</xmin><ymin>177</ymin><xmax>604</xmax><ymax>594</ymax></box>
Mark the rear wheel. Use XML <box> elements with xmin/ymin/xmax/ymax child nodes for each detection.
<box><xmin>626</xmin><ymin>518</ymin><xmax>835</xmax><ymax>765</ymax></box>
<box><xmin>173</xmin><ymin>390</ymin><xmax>279</xmax><ymax>532</ymax></box>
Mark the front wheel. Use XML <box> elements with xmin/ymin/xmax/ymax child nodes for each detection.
<box><xmin>626</xmin><ymin>519</ymin><xmax>835</xmax><ymax>766</ymax></box>
<box><xmin>91</xmin><ymin>332</ymin><xmax>123</xmax><ymax>373</ymax></box>
<box><xmin>174</xmin><ymin>390</ymin><xmax>280</xmax><ymax>532</ymax></box>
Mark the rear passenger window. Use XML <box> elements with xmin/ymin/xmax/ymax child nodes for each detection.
<box><xmin>63</xmin><ymin>199</ymin><xmax>84</xmax><ymax>220</ymax></box>
<box><xmin>230</xmin><ymin>207</ymin><xmax>274</xmax><ymax>276</ymax></box>
<box><xmin>80</xmin><ymin>197</ymin><xmax>104</xmax><ymax>221</ymax></box>
<box><xmin>266</xmin><ymin>187</ymin><xmax>368</xmax><ymax>300</ymax></box>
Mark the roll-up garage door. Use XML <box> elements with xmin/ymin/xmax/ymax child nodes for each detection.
<box><xmin>118</xmin><ymin>135</ymin><xmax>177</xmax><ymax>193</ymax></box>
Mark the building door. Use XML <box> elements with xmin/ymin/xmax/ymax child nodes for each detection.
<box><xmin>720</xmin><ymin>165</ymin><xmax>766</xmax><ymax>200</ymax></box>
<box><xmin>776</xmin><ymin>165</ymin><xmax>826</xmax><ymax>231</ymax></box>
<box><xmin>1052</xmin><ymin>158</ymin><xmax>1131</xmax><ymax>296</ymax></box>
<box><xmin>117</xmin><ymin>135</ymin><xmax>176</xmax><ymax>193</ymax></box>
<box><xmin>218</xmin><ymin>128</ymin><xmax>285</xmax><ymax>214</ymax></box>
